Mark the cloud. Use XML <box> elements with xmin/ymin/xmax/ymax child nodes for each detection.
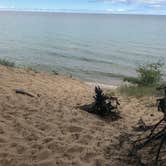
<box><xmin>0</xmin><ymin>5</ymin><xmax>7</xmax><ymax>9</ymax></box>
<box><xmin>95</xmin><ymin>0</ymin><xmax>166</xmax><ymax>5</ymax></box>
<box><xmin>0</xmin><ymin>5</ymin><xmax>15</xmax><ymax>9</ymax></box>
<box><xmin>92</xmin><ymin>0</ymin><xmax>166</xmax><ymax>14</ymax></box>
<box><xmin>96</xmin><ymin>0</ymin><xmax>128</xmax><ymax>2</ymax></box>
<box><xmin>117</xmin><ymin>8</ymin><xmax>127</xmax><ymax>11</ymax></box>
<box><xmin>106</xmin><ymin>8</ymin><xmax>127</xmax><ymax>12</ymax></box>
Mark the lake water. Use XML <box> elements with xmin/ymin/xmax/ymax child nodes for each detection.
<box><xmin>0</xmin><ymin>11</ymin><xmax>166</xmax><ymax>85</ymax></box>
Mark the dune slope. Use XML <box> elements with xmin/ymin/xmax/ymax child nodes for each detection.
<box><xmin>0</xmin><ymin>65</ymin><xmax>163</xmax><ymax>166</ymax></box>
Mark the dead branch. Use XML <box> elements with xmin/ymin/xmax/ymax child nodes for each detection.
<box><xmin>15</xmin><ymin>89</ymin><xmax>35</xmax><ymax>98</ymax></box>
<box><xmin>131</xmin><ymin>86</ymin><xmax>166</xmax><ymax>166</ymax></box>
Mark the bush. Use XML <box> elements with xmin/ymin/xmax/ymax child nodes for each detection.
<box><xmin>120</xmin><ymin>62</ymin><xmax>164</xmax><ymax>97</ymax></box>
<box><xmin>0</xmin><ymin>59</ymin><xmax>15</xmax><ymax>67</ymax></box>
<box><xmin>124</xmin><ymin>62</ymin><xmax>163</xmax><ymax>86</ymax></box>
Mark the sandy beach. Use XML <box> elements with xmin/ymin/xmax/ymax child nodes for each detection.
<box><xmin>0</xmin><ymin>65</ymin><xmax>163</xmax><ymax>166</ymax></box>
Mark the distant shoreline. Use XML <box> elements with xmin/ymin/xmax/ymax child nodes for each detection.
<box><xmin>0</xmin><ymin>10</ymin><xmax>166</xmax><ymax>16</ymax></box>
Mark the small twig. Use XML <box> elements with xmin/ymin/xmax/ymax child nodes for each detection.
<box><xmin>149</xmin><ymin>117</ymin><xmax>165</xmax><ymax>137</ymax></box>
<box><xmin>15</xmin><ymin>89</ymin><xmax>35</xmax><ymax>98</ymax></box>
<box><xmin>136</xmin><ymin>126</ymin><xmax>166</xmax><ymax>149</ymax></box>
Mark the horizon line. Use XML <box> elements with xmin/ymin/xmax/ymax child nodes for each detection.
<box><xmin>0</xmin><ymin>9</ymin><xmax>166</xmax><ymax>16</ymax></box>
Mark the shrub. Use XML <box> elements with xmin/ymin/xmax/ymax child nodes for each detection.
<box><xmin>124</xmin><ymin>62</ymin><xmax>163</xmax><ymax>86</ymax></box>
<box><xmin>0</xmin><ymin>59</ymin><xmax>15</xmax><ymax>67</ymax></box>
<box><xmin>120</xmin><ymin>62</ymin><xmax>164</xmax><ymax>97</ymax></box>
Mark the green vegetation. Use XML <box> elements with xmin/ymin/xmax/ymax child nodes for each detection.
<box><xmin>124</xmin><ymin>62</ymin><xmax>163</xmax><ymax>86</ymax></box>
<box><xmin>118</xmin><ymin>85</ymin><xmax>157</xmax><ymax>97</ymax></box>
<box><xmin>0</xmin><ymin>59</ymin><xmax>15</xmax><ymax>67</ymax></box>
<box><xmin>119</xmin><ymin>62</ymin><xmax>164</xmax><ymax>97</ymax></box>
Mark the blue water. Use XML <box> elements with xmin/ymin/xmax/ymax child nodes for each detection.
<box><xmin>0</xmin><ymin>11</ymin><xmax>166</xmax><ymax>85</ymax></box>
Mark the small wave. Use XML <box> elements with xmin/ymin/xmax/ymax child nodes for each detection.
<box><xmin>62</xmin><ymin>67</ymin><xmax>126</xmax><ymax>79</ymax></box>
<box><xmin>48</xmin><ymin>50</ymin><xmax>115</xmax><ymax>65</ymax></box>
<box><xmin>80</xmin><ymin>70</ymin><xmax>126</xmax><ymax>79</ymax></box>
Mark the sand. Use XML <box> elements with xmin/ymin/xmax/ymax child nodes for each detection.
<box><xmin>84</xmin><ymin>82</ymin><xmax>117</xmax><ymax>90</ymax></box>
<box><xmin>0</xmin><ymin>65</ymin><xmax>163</xmax><ymax>166</ymax></box>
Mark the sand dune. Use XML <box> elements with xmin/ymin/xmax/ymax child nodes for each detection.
<box><xmin>0</xmin><ymin>65</ymin><xmax>163</xmax><ymax>166</ymax></box>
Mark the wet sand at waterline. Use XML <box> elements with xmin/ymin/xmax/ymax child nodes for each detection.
<box><xmin>0</xmin><ymin>65</ymin><xmax>163</xmax><ymax>166</ymax></box>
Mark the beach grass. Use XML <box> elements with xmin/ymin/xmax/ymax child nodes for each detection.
<box><xmin>118</xmin><ymin>85</ymin><xmax>157</xmax><ymax>97</ymax></box>
<box><xmin>0</xmin><ymin>59</ymin><xmax>15</xmax><ymax>67</ymax></box>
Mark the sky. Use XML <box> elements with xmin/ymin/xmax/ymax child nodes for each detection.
<box><xmin>0</xmin><ymin>0</ymin><xmax>166</xmax><ymax>15</ymax></box>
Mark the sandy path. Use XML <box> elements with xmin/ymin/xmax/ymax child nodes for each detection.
<box><xmin>0</xmin><ymin>65</ymin><xmax>163</xmax><ymax>166</ymax></box>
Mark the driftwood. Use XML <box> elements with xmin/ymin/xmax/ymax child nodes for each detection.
<box><xmin>92</xmin><ymin>86</ymin><xmax>120</xmax><ymax>118</ymax></box>
<box><xmin>131</xmin><ymin>86</ymin><xmax>166</xmax><ymax>166</ymax></box>
<box><xmin>15</xmin><ymin>89</ymin><xmax>35</xmax><ymax>98</ymax></box>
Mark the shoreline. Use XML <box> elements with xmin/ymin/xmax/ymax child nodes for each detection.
<box><xmin>0</xmin><ymin>62</ymin><xmax>120</xmax><ymax>90</ymax></box>
<box><xmin>84</xmin><ymin>81</ymin><xmax>118</xmax><ymax>90</ymax></box>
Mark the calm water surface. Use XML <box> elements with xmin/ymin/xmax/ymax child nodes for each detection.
<box><xmin>0</xmin><ymin>11</ymin><xmax>166</xmax><ymax>85</ymax></box>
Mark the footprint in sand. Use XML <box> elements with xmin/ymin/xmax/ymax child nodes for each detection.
<box><xmin>42</xmin><ymin>137</ymin><xmax>54</xmax><ymax>144</ymax></box>
<box><xmin>81</xmin><ymin>151</ymin><xmax>98</xmax><ymax>163</ymax></box>
<box><xmin>77</xmin><ymin>134</ymin><xmax>93</xmax><ymax>145</ymax></box>
<box><xmin>31</xmin><ymin>143</ymin><xmax>43</xmax><ymax>153</ymax></box>
<box><xmin>10</xmin><ymin>142</ymin><xmax>27</xmax><ymax>154</ymax></box>
<box><xmin>35</xmin><ymin>122</ymin><xmax>50</xmax><ymax>132</ymax></box>
<box><xmin>0</xmin><ymin>127</ymin><xmax>4</xmax><ymax>134</ymax></box>
<box><xmin>68</xmin><ymin>125</ymin><xmax>83</xmax><ymax>133</ymax></box>
<box><xmin>34</xmin><ymin>159</ymin><xmax>55</xmax><ymax>166</ymax></box>
<box><xmin>18</xmin><ymin>163</ymin><xmax>31</xmax><ymax>166</ymax></box>
<box><xmin>47</xmin><ymin>141</ymin><xmax>66</xmax><ymax>153</ymax></box>
<box><xmin>35</xmin><ymin>149</ymin><xmax>52</xmax><ymax>160</ymax></box>
<box><xmin>0</xmin><ymin>136</ymin><xmax>7</xmax><ymax>143</ymax></box>
<box><xmin>66</xmin><ymin>144</ymin><xmax>84</xmax><ymax>154</ymax></box>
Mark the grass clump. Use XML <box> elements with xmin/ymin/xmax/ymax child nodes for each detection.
<box><xmin>0</xmin><ymin>59</ymin><xmax>15</xmax><ymax>67</ymax></box>
<box><xmin>119</xmin><ymin>62</ymin><xmax>164</xmax><ymax>97</ymax></box>
<box><xmin>118</xmin><ymin>85</ymin><xmax>157</xmax><ymax>97</ymax></box>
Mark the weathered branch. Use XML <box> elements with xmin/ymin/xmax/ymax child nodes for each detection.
<box><xmin>15</xmin><ymin>89</ymin><xmax>35</xmax><ymax>98</ymax></box>
<box><xmin>131</xmin><ymin>86</ymin><xmax>166</xmax><ymax>165</ymax></box>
